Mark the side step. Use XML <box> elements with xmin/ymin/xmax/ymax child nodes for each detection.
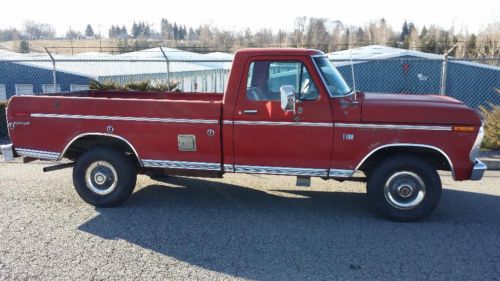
<box><xmin>296</xmin><ymin>176</ymin><xmax>311</xmax><ymax>187</ymax></box>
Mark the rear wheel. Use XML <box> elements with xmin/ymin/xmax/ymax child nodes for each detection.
<box><xmin>73</xmin><ymin>147</ymin><xmax>137</xmax><ymax>207</ymax></box>
<box><xmin>366</xmin><ymin>155</ymin><xmax>442</xmax><ymax>222</ymax></box>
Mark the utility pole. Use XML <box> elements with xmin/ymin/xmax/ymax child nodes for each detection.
<box><xmin>69</xmin><ymin>26</ymin><xmax>74</xmax><ymax>55</ymax></box>
<box><xmin>279</xmin><ymin>29</ymin><xmax>282</xmax><ymax>48</ymax></box>
<box><xmin>98</xmin><ymin>24</ymin><xmax>102</xmax><ymax>53</ymax></box>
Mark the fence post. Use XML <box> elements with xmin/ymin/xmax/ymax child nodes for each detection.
<box><xmin>440</xmin><ymin>55</ymin><xmax>448</xmax><ymax>96</ymax></box>
<box><xmin>44</xmin><ymin>47</ymin><xmax>57</xmax><ymax>93</ymax></box>
<box><xmin>440</xmin><ymin>43</ymin><xmax>460</xmax><ymax>96</ymax></box>
<box><xmin>159</xmin><ymin>47</ymin><xmax>170</xmax><ymax>86</ymax></box>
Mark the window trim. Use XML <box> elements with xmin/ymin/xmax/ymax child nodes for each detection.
<box><xmin>311</xmin><ymin>54</ymin><xmax>354</xmax><ymax>99</ymax></box>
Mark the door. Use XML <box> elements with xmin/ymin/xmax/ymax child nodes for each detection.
<box><xmin>232</xmin><ymin>56</ymin><xmax>334</xmax><ymax>176</ymax></box>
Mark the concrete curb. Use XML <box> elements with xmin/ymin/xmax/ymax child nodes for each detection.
<box><xmin>480</xmin><ymin>158</ymin><xmax>500</xmax><ymax>171</ymax></box>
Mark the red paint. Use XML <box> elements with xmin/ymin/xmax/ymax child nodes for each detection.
<box><xmin>6</xmin><ymin>48</ymin><xmax>482</xmax><ymax>181</ymax></box>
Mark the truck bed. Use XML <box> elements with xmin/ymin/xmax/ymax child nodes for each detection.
<box><xmin>7</xmin><ymin>91</ymin><xmax>223</xmax><ymax>168</ymax></box>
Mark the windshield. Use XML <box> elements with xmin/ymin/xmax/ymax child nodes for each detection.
<box><xmin>313</xmin><ymin>57</ymin><xmax>351</xmax><ymax>97</ymax></box>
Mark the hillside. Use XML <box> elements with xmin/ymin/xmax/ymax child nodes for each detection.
<box><xmin>0</xmin><ymin>39</ymin><xmax>123</xmax><ymax>54</ymax></box>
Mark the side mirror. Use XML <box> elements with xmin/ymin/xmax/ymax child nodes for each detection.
<box><xmin>280</xmin><ymin>85</ymin><xmax>296</xmax><ymax>112</ymax></box>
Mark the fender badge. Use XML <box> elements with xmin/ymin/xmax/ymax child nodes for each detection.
<box><xmin>343</xmin><ymin>133</ymin><xmax>354</xmax><ymax>141</ymax></box>
<box><xmin>7</xmin><ymin>121</ymin><xmax>31</xmax><ymax>129</ymax></box>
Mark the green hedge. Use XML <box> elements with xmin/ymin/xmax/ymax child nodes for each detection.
<box><xmin>0</xmin><ymin>101</ymin><xmax>7</xmax><ymax>138</ymax></box>
<box><xmin>480</xmin><ymin>104</ymin><xmax>500</xmax><ymax>150</ymax></box>
<box><xmin>89</xmin><ymin>80</ymin><xmax>181</xmax><ymax>92</ymax></box>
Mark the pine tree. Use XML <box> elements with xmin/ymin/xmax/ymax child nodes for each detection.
<box><xmin>19</xmin><ymin>40</ymin><xmax>30</xmax><ymax>53</ymax></box>
<box><xmin>85</xmin><ymin>24</ymin><xmax>94</xmax><ymax>38</ymax></box>
<box><xmin>132</xmin><ymin>22</ymin><xmax>139</xmax><ymax>38</ymax></box>
<box><xmin>401</xmin><ymin>20</ymin><xmax>410</xmax><ymax>40</ymax></box>
<box><xmin>173</xmin><ymin>23</ymin><xmax>179</xmax><ymax>40</ymax></box>
<box><xmin>161</xmin><ymin>18</ymin><xmax>172</xmax><ymax>40</ymax></box>
<box><xmin>466</xmin><ymin>34</ymin><xmax>477</xmax><ymax>57</ymax></box>
<box><xmin>188</xmin><ymin>27</ymin><xmax>197</xmax><ymax>41</ymax></box>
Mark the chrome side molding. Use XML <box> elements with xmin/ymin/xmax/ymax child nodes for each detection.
<box><xmin>354</xmin><ymin>143</ymin><xmax>455</xmax><ymax>180</ymax></box>
<box><xmin>15</xmin><ymin>148</ymin><xmax>60</xmax><ymax>160</ymax></box>
<box><xmin>142</xmin><ymin>159</ymin><xmax>220</xmax><ymax>171</ymax></box>
<box><xmin>31</xmin><ymin>113</ymin><xmax>219</xmax><ymax>125</ymax></box>
<box><xmin>223</xmin><ymin>164</ymin><xmax>235</xmax><ymax>172</ymax></box>
<box><xmin>335</xmin><ymin>123</ymin><xmax>452</xmax><ymax>131</ymax></box>
<box><xmin>235</xmin><ymin>165</ymin><xmax>328</xmax><ymax>177</ymax></box>
<box><xmin>59</xmin><ymin>133</ymin><xmax>143</xmax><ymax>166</ymax></box>
<box><xmin>329</xmin><ymin>169</ymin><xmax>356</xmax><ymax>178</ymax></box>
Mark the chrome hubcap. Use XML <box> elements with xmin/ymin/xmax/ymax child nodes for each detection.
<box><xmin>384</xmin><ymin>171</ymin><xmax>426</xmax><ymax>210</ymax></box>
<box><xmin>397</xmin><ymin>185</ymin><xmax>413</xmax><ymax>198</ymax></box>
<box><xmin>94</xmin><ymin>172</ymin><xmax>107</xmax><ymax>184</ymax></box>
<box><xmin>85</xmin><ymin>161</ymin><xmax>118</xmax><ymax>195</ymax></box>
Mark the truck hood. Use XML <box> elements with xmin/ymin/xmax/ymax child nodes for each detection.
<box><xmin>361</xmin><ymin>93</ymin><xmax>481</xmax><ymax>125</ymax></box>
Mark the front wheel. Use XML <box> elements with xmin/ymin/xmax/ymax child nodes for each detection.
<box><xmin>73</xmin><ymin>147</ymin><xmax>137</xmax><ymax>207</ymax></box>
<box><xmin>366</xmin><ymin>155</ymin><xmax>442</xmax><ymax>222</ymax></box>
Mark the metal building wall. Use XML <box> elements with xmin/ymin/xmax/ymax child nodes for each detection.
<box><xmin>0</xmin><ymin>61</ymin><xmax>91</xmax><ymax>99</ymax></box>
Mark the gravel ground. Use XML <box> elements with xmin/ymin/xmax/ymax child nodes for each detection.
<box><xmin>0</xmin><ymin>162</ymin><xmax>499</xmax><ymax>280</ymax></box>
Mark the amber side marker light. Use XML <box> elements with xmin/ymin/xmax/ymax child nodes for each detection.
<box><xmin>453</xmin><ymin>126</ymin><xmax>475</xmax><ymax>132</ymax></box>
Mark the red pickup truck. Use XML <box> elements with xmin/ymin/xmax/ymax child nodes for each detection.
<box><xmin>2</xmin><ymin>48</ymin><xmax>486</xmax><ymax>221</ymax></box>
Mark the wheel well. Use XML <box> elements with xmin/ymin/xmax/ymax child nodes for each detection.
<box><xmin>358</xmin><ymin>146</ymin><xmax>452</xmax><ymax>175</ymax></box>
<box><xmin>61</xmin><ymin>135</ymin><xmax>141</xmax><ymax>166</ymax></box>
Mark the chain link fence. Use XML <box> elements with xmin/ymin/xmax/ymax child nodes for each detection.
<box><xmin>0</xmin><ymin>48</ymin><xmax>498</xmax><ymax>109</ymax></box>
<box><xmin>331</xmin><ymin>57</ymin><xmax>499</xmax><ymax>109</ymax></box>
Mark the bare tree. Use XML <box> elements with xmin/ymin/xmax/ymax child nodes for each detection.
<box><xmin>304</xmin><ymin>18</ymin><xmax>329</xmax><ymax>51</ymax></box>
<box><xmin>477</xmin><ymin>23</ymin><xmax>500</xmax><ymax>58</ymax></box>
<box><xmin>23</xmin><ymin>20</ymin><xmax>55</xmax><ymax>40</ymax></box>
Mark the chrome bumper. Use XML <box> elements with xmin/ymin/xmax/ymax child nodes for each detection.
<box><xmin>1</xmin><ymin>144</ymin><xmax>14</xmax><ymax>161</ymax></box>
<box><xmin>470</xmin><ymin>159</ymin><xmax>487</xmax><ymax>181</ymax></box>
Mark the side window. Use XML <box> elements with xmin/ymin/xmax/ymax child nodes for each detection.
<box><xmin>299</xmin><ymin>64</ymin><xmax>319</xmax><ymax>101</ymax></box>
<box><xmin>246</xmin><ymin>61</ymin><xmax>319</xmax><ymax>101</ymax></box>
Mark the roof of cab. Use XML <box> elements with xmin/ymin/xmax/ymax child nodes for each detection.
<box><xmin>235</xmin><ymin>48</ymin><xmax>324</xmax><ymax>58</ymax></box>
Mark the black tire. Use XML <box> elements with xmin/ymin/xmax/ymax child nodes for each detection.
<box><xmin>73</xmin><ymin>147</ymin><xmax>137</xmax><ymax>207</ymax></box>
<box><xmin>366</xmin><ymin>155</ymin><xmax>442</xmax><ymax>222</ymax></box>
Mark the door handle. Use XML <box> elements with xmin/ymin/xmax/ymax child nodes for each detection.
<box><xmin>242</xmin><ymin>109</ymin><xmax>258</xmax><ymax>115</ymax></box>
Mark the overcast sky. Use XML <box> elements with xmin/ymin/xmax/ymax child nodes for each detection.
<box><xmin>0</xmin><ymin>0</ymin><xmax>498</xmax><ymax>36</ymax></box>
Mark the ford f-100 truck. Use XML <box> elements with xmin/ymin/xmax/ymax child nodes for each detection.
<box><xmin>2</xmin><ymin>48</ymin><xmax>486</xmax><ymax>221</ymax></box>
